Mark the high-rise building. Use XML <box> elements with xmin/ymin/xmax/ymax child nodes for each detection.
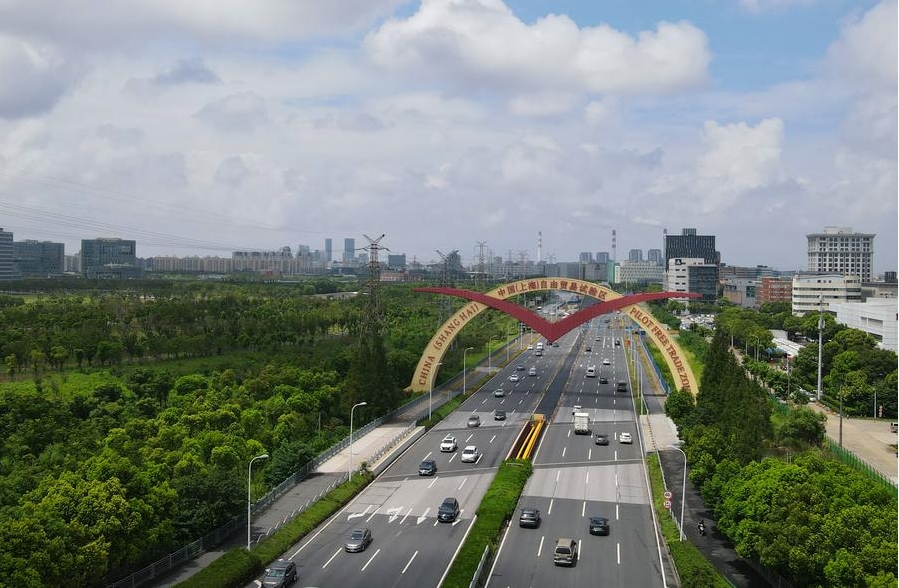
<box><xmin>0</xmin><ymin>228</ymin><xmax>18</xmax><ymax>281</ymax></box>
<box><xmin>324</xmin><ymin>238</ymin><xmax>332</xmax><ymax>262</ymax></box>
<box><xmin>579</xmin><ymin>252</ymin><xmax>594</xmax><ymax>263</ymax></box>
<box><xmin>595</xmin><ymin>251</ymin><xmax>609</xmax><ymax>263</ymax></box>
<box><xmin>665</xmin><ymin>228</ymin><xmax>719</xmax><ymax>266</ymax></box>
<box><xmin>81</xmin><ymin>238</ymin><xmax>139</xmax><ymax>278</ymax></box>
<box><xmin>806</xmin><ymin>226</ymin><xmax>874</xmax><ymax>283</ymax></box>
<box><xmin>13</xmin><ymin>240</ymin><xmax>64</xmax><ymax>277</ymax></box>
<box><xmin>387</xmin><ymin>254</ymin><xmax>407</xmax><ymax>270</ymax></box>
<box><xmin>628</xmin><ymin>249</ymin><xmax>643</xmax><ymax>262</ymax></box>
<box><xmin>343</xmin><ymin>238</ymin><xmax>355</xmax><ymax>263</ymax></box>
<box><xmin>647</xmin><ymin>249</ymin><xmax>662</xmax><ymax>265</ymax></box>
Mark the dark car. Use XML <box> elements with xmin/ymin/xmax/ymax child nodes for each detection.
<box><xmin>418</xmin><ymin>459</ymin><xmax>437</xmax><ymax>476</ymax></box>
<box><xmin>517</xmin><ymin>363</ymin><xmax>526</xmax><ymax>371</ymax></box>
<box><xmin>262</xmin><ymin>559</ymin><xmax>297</xmax><ymax>587</ymax></box>
<box><xmin>345</xmin><ymin>528</ymin><xmax>373</xmax><ymax>552</ymax></box>
<box><xmin>599</xmin><ymin>376</ymin><xmax>608</xmax><ymax>384</ymax></box>
<box><xmin>589</xmin><ymin>516</ymin><xmax>610</xmax><ymax>536</ymax></box>
<box><xmin>519</xmin><ymin>507</ymin><xmax>541</xmax><ymax>528</ymax></box>
<box><xmin>494</xmin><ymin>409</ymin><xmax>506</xmax><ymax>421</ymax></box>
<box><xmin>438</xmin><ymin>497</ymin><xmax>460</xmax><ymax>522</ymax></box>
<box><xmin>594</xmin><ymin>433</ymin><xmax>609</xmax><ymax>446</ymax></box>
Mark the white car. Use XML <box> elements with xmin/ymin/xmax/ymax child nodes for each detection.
<box><xmin>527</xmin><ymin>344</ymin><xmax>534</xmax><ymax>350</ymax></box>
<box><xmin>619</xmin><ymin>432</ymin><xmax>633</xmax><ymax>444</ymax></box>
<box><xmin>602</xmin><ymin>358</ymin><xmax>611</xmax><ymax>365</ymax></box>
<box><xmin>461</xmin><ymin>445</ymin><xmax>480</xmax><ymax>463</ymax></box>
<box><xmin>440</xmin><ymin>435</ymin><xmax>457</xmax><ymax>452</ymax></box>
<box><xmin>509</xmin><ymin>374</ymin><xmax>520</xmax><ymax>382</ymax></box>
<box><xmin>493</xmin><ymin>388</ymin><xmax>506</xmax><ymax>397</ymax></box>
<box><xmin>528</xmin><ymin>367</ymin><xmax>537</xmax><ymax>376</ymax></box>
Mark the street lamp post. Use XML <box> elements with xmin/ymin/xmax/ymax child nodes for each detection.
<box><xmin>429</xmin><ymin>363</ymin><xmax>443</xmax><ymax>420</ymax></box>
<box><xmin>462</xmin><ymin>347</ymin><xmax>474</xmax><ymax>395</ymax></box>
<box><xmin>669</xmin><ymin>445</ymin><xmax>687</xmax><ymax>541</ymax></box>
<box><xmin>349</xmin><ymin>401</ymin><xmax>367</xmax><ymax>481</ymax></box>
<box><xmin>247</xmin><ymin>453</ymin><xmax>269</xmax><ymax>550</ymax></box>
<box><xmin>487</xmin><ymin>336</ymin><xmax>499</xmax><ymax>372</ymax></box>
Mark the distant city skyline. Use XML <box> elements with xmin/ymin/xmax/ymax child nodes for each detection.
<box><xmin>0</xmin><ymin>1</ymin><xmax>894</xmax><ymax>273</ymax></box>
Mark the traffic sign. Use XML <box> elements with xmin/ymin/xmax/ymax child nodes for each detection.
<box><xmin>663</xmin><ymin>500</ymin><xmax>672</xmax><ymax>510</ymax></box>
<box><xmin>663</xmin><ymin>491</ymin><xmax>673</xmax><ymax>500</ymax></box>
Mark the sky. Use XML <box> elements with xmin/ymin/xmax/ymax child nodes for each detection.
<box><xmin>0</xmin><ymin>0</ymin><xmax>896</xmax><ymax>274</ymax></box>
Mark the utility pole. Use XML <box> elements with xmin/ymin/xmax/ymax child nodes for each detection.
<box><xmin>816</xmin><ymin>295</ymin><xmax>824</xmax><ymax>401</ymax></box>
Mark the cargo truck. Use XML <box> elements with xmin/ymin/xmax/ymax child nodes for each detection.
<box><xmin>573</xmin><ymin>412</ymin><xmax>591</xmax><ymax>435</ymax></box>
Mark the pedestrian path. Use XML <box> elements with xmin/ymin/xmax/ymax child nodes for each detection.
<box><xmin>148</xmin><ymin>423</ymin><xmax>422</xmax><ymax>588</ymax></box>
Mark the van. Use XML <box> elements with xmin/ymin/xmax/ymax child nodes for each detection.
<box><xmin>552</xmin><ymin>537</ymin><xmax>578</xmax><ymax>566</ymax></box>
<box><xmin>890</xmin><ymin>423</ymin><xmax>898</xmax><ymax>433</ymax></box>
<box><xmin>616</xmin><ymin>381</ymin><xmax>627</xmax><ymax>393</ymax></box>
<box><xmin>585</xmin><ymin>366</ymin><xmax>596</xmax><ymax>378</ymax></box>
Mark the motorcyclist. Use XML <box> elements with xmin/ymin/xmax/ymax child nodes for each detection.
<box><xmin>697</xmin><ymin>519</ymin><xmax>706</xmax><ymax>535</ymax></box>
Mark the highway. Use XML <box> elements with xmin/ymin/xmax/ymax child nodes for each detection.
<box><xmin>249</xmin><ymin>308</ymin><xmax>666</xmax><ymax>588</ymax></box>
<box><xmin>251</xmin><ymin>327</ymin><xmax>570</xmax><ymax>588</ymax></box>
<box><xmin>486</xmin><ymin>316</ymin><xmax>667</xmax><ymax>588</ymax></box>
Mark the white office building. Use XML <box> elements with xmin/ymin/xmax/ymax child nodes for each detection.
<box><xmin>827</xmin><ymin>300</ymin><xmax>898</xmax><ymax>352</ymax></box>
<box><xmin>807</xmin><ymin>227</ymin><xmax>874</xmax><ymax>283</ymax></box>
<box><xmin>792</xmin><ymin>274</ymin><xmax>862</xmax><ymax>315</ymax></box>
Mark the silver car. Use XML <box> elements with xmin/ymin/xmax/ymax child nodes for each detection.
<box><xmin>345</xmin><ymin>528</ymin><xmax>372</xmax><ymax>552</ymax></box>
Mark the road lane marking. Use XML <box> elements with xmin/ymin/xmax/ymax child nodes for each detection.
<box><xmin>348</xmin><ymin>505</ymin><xmax>372</xmax><ymax>520</ymax></box>
<box><xmin>322</xmin><ymin>547</ymin><xmax>341</xmax><ymax>568</ymax></box>
<box><xmin>387</xmin><ymin>507</ymin><xmax>402</xmax><ymax>524</ymax></box>
<box><xmin>562</xmin><ymin>446</ymin><xmax>567</xmax><ymax>458</ymax></box>
<box><xmin>582</xmin><ymin>501</ymin><xmax>586</xmax><ymax>517</ymax></box>
<box><xmin>588</xmin><ymin>449</ymin><xmax>592</xmax><ymax>460</ymax></box>
<box><xmin>482</xmin><ymin>398</ymin><xmax>488</xmax><ymax>404</ymax></box>
<box><xmin>586</xmin><ymin>471</ymin><xmax>590</xmax><ymax>485</ymax></box>
<box><xmin>548</xmin><ymin>498</ymin><xmax>554</xmax><ymax>515</ymax></box>
<box><xmin>424</xmin><ymin>451</ymin><xmax>432</xmax><ymax>459</ymax></box>
<box><xmin>616</xmin><ymin>504</ymin><xmax>619</xmax><ymax>520</ymax></box>
<box><xmin>400</xmin><ymin>507</ymin><xmax>413</xmax><ymax>525</ymax></box>
<box><xmin>428</xmin><ymin>476</ymin><xmax>438</xmax><ymax>488</ymax></box>
<box><xmin>465</xmin><ymin>434</ymin><xmax>473</xmax><ymax>442</ymax></box>
<box><xmin>417</xmin><ymin>508</ymin><xmax>430</xmax><ymax>524</ymax></box>
<box><xmin>617</xmin><ymin>542</ymin><xmax>621</xmax><ymax>565</ymax></box>
<box><xmin>448</xmin><ymin>453</ymin><xmax>456</xmax><ymax>463</ymax></box>
<box><xmin>537</xmin><ymin>535</ymin><xmax>544</xmax><ymax>557</ymax></box>
<box><xmin>402</xmin><ymin>551</ymin><xmax>418</xmax><ymax>574</ymax></box>
<box><xmin>361</xmin><ymin>548</ymin><xmax>380</xmax><ymax>571</ymax></box>
<box><xmin>458</xmin><ymin>477</ymin><xmax>467</xmax><ymax>491</ymax></box>
<box><xmin>556</xmin><ymin>470</ymin><xmax>561</xmax><ymax>482</ymax></box>
<box><xmin>365</xmin><ymin>506</ymin><xmax>381</xmax><ymax>523</ymax></box>
<box><xmin>490</xmin><ymin>435</ymin><xmax>496</xmax><ymax>443</ymax></box>
<box><xmin>452</xmin><ymin>510</ymin><xmax>464</xmax><ymax>526</ymax></box>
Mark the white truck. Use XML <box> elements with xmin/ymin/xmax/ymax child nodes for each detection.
<box><xmin>573</xmin><ymin>412</ymin><xmax>591</xmax><ymax>435</ymax></box>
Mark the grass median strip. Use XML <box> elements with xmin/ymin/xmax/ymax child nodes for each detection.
<box><xmin>441</xmin><ymin>459</ymin><xmax>533</xmax><ymax>588</ymax></box>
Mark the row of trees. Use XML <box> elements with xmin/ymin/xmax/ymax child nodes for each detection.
<box><xmin>0</xmin><ymin>279</ymin><xmax>524</xmax><ymax>586</ymax></box>
<box><xmin>666</xmin><ymin>330</ymin><xmax>897</xmax><ymax>587</ymax></box>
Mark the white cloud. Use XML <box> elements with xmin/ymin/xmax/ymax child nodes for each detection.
<box><xmin>823</xmin><ymin>0</ymin><xmax>897</xmax><ymax>92</ymax></box>
<box><xmin>0</xmin><ymin>0</ymin><xmax>408</xmax><ymax>49</ymax></box>
<box><xmin>0</xmin><ymin>35</ymin><xmax>86</xmax><ymax>119</ymax></box>
<box><xmin>364</xmin><ymin>0</ymin><xmax>711</xmax><ymax>102</ymax></box>
<box><xmin>193</xmin><ymin>92</ymin><xmax>270</xmax><ymax>133</ymax></box>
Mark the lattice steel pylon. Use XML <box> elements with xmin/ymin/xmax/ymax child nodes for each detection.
<box><xmin>359</xmin><ymin>233</ymin><xmax>388</xmax><ymax>339</ymax></box>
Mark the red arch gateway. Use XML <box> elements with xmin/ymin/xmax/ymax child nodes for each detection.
<box><xmin>413</xmin><ymin>287</ymin><xmax>697</xmax><ymax>342</ymax></box>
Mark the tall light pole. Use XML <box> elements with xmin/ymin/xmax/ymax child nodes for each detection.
<box><xmin>669</xmin><ymin>445</ymin><xmax>687</xmax><ymax>541</ymax></box>
<box><xmin>247</xmin><ymin>453</ymin><xmax>269</xmax><ymax>550</ymax></box>
<box><xmin>462</xmin><ymin>347</ymin><xmax>474</xmax><ymax>395</ymax></box>
<box><xmin>487</xmin><ymin>336</ymin><xmax>499</xmax><ymax>372</ymax></box>
<box><xmin>429</xmin><ymin>363</ymin><xmax>442</xmax><ymax>420</ymax></box>
<box><xmin>349</xmin><ymin>401</ymin><xmax>367</xmax><ymax>481</ymax></box>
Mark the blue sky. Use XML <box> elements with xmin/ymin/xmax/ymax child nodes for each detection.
<box><xmin>0</xmin><ymin>0</ymin><xmax>895</xmax><ymax>273</ymax></box>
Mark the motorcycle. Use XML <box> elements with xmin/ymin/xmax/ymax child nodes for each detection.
<box><xmin>697</xmin><ymin>521</ymin><xmax>706</xmax><ymax>536</ymax></box>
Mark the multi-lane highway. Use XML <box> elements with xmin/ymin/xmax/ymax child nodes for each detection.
<box><xmin>253</xmin><ymin>329</ymin><xmax>571</xmax><ymax>587</ymax></box>
<box><xmin>486</xmin><ymin>317</ymin><xmax>667</xmax><ymax>588</ymax></box>
<box><xmin>251</xmin><ymin>311</ymin><xmax>667</xmax><ymax>588</ymax></box>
